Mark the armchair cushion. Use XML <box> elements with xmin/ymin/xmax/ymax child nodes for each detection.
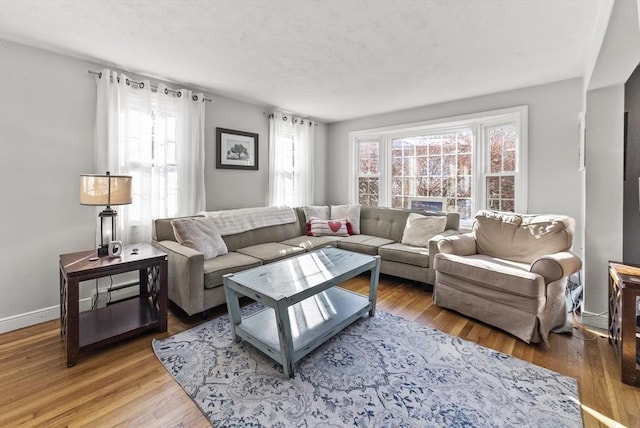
<box><xmin>435</xmin><ymin>253</ymin><xmax>544</xmax><ymax>298</ymax></box>
<box><xmin>473</xmin><ymin>210</ymin><xmax>574</xmax><ymax>263</ymax></box>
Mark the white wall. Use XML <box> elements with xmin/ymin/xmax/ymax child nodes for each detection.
<box><xmin>0</xmin><ymin>40</ymin><xmax>98</xmax><ymax>330</ymax></box>
<box><xmin>0</xmin><ymin>39</ymin><xmax>327</xmax><ymax>331</ymax></box>
<box><xmin>580</xmin><ymin>0</ymin><xmax>640</xmax><ymax>327</ymax></box>
<box><xmin>327</xmin><ymin>78</ymin><xmax>585</xmax><ymax>255</ymax></box>
<box><xmin>583</xmin><ymin>85</ymin><xmax>625</xmax><ymax>323</ymax></box>
<box><xmin>205</xmin><ymin>98</ymin><xmax>328</xmax><ymax>210</ymax></box>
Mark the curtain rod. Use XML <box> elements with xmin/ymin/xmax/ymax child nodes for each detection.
<box><xmin>264</xmin><ymin>111</ymin><xmax>318</xmax><ymax>126</ymax></box>
<box><xmin>88</xmin><ymin>70</ymin><xmax>212</xmax><ymax>103</ymax></box>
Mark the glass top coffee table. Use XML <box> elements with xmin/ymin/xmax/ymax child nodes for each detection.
<box><xmin>223</xmin><ymin>247</ymin><xmax>381</xmax><ymax>378</ymax></box>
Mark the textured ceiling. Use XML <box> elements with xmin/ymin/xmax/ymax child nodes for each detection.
<box><xmin>0</xmin><ymin>0</ymin><xmax>604</xmax><ymax>123</ymax></box>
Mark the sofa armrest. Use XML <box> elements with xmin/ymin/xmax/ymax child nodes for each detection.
<box><xmin>530</xmin><ymin>251</ymin><xmax>582</xmax><ymax>284</ymax></box>
<box><xmin>152</xmin><ymin>240</ymin><xmax>205</xmax><ymax>316</ymax></box>
<box><xmin>427</xmin><ymin>229</ymin><xmax>463</xmax><ymax>271</ymax></box>
<box><xmin>436</xmin><ymin>233</ymin><xmax>477</xmax><ymax>256</ymax></box>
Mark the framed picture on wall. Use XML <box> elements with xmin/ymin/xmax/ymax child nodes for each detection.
<box><xmin>216</xmin><ymin>127</ymin><xmax>259</xmax><ymax>170</ymax></box>
<box><xmin>408</xmin><ymin>197</ymin><xmax>444</xmax><ymax>212</ymax></box>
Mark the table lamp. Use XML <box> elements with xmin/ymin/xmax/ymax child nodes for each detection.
<box><xmin>80</xmin><ymin>171</ymin><xmax>132</xmax><ymax>256</ymax></box>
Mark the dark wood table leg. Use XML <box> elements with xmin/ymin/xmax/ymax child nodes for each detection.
<box><xmin>66</xmin><ymin>277</ymin><xmax>79</xmax><ymax>367</ymax></box>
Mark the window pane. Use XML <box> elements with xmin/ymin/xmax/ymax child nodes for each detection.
<box><xmin>416</xmin><ymin>177</ymin><xmax>429</xmax><ymax>196</ymax></box>
<box><xmin>428</xmin><ymin>177</ymin><xmax>442</xmax><ymax>196</ymax></box>
<box><xmin>358</xmin><ymin>177</ymin><xmax>379</xmax><ymax>207</ymax></box>
<box><xmin>457</xmin><ymin>176</ymin><xmax>471</xmax><ymax>198</ymax></box>
<box><xmin>501</xmin><ymin>199</ymin><xmax>515</xmax><ymax>212</ymax></box>
<box><xmin>359</xmin><ymin>141</ymin><xmax>379</xmax><ymax>175</ymax></box>
<box><xmin>428</xmin><ymin>156</ymin><xmax>442</xmax><ymax>175</ymax></box>
<box><xmin>487</xmin><ymin>176</ymin><xmax>500</xmax><ymax>198</ymax></box>
<box><xmin>501</xmin><ymin>176</ymin><xmax>515</xmax><ymax>199</ymax></box>
<box><xmin>389</xmin><ymin>129</ymin><xmax>473</xmax><ymax>219</ymax></box>
<box><xmin>489</xmin><ymin>124</ymin><xmax>517</xmax><ymax>173</ymax></box>
<box><xmin>416</xmin><ymin>156</ymin><xmax>428</xmax><ymax>175</ymax></box>
<box><xmin>485</xmin><ymin>175</ymin><xmax>516</xmax><ymax>212</ymax></box>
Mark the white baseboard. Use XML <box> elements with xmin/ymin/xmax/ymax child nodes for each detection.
<box><xmin>0</xmin><ymin>297</ymin><xmax>93</xmax><ymax>334</ymax></box>
<box><xmin>580</xmin><ymin>310</ymin><xmax>608</xmax><ymax>330</ymax></box>
<box><xmin>0</xmin><ymin>278</ymin><xmax>143</xmax><ymax>334</ymax></box>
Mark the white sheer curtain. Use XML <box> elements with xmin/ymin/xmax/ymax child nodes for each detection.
<box><xmin>173</xmin><ymin>86</ymin><xmax>206</xmax><ymax>216</ymax></box>
<box><xmin>94</xmin><ymin>69</ymin><xmax>205</xmax><ymax>244</ymax></box>
<box><xmin>268</xmin><ymin>111</ymin><xmax>315</xmax><ymax>206</ymax></box>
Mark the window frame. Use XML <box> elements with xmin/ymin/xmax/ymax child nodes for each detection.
<box><xmin>348</xmin><ymin>106</ymin><xmax>528</xmax><ymax>228</ymax></box>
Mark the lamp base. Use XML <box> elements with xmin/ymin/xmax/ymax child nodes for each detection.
<box><xmin>97</xmin><ymin>245</ymin><xmax>109</xmax><ymax>257</ymax></box>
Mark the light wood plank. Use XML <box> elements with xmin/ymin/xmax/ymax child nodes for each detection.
<box><xmin>0</xmin><ymin>275</ymin><xmax>637</xmax><ymax>428</ymax></box>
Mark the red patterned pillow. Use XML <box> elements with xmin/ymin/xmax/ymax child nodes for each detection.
<box><xmin>310</xmin><ymin>218</ymin><xmax>351</xmax><ymax>237</ymax></box>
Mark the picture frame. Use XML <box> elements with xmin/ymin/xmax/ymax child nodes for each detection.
<box><xmin>408</xmin><ymin>197</ymin><xmax>444</xmax><ymax>212</ymax></box>
<box><xmin>216</xmin><ymin>127</ymin><xmax>259</xmax><ymax>170</ymax></box>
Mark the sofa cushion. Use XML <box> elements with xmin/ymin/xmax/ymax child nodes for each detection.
<box><xmin>236</xmin><ymin>242</ymin><xmax>305</xmax><ymax>263</ymax></box>
<box><xmin>303</xmin><ymin>205</ymin><xmax>330</xmax><ymax>222</ymax></box>
<box><xmin>170</xmin><ymin>217</ymin><xmax>228</xmax><ymax>260</ymax></box>
<box><xmin>378</xmin><ymin>243</ymin><xmax>430</xmax><ymax>268</ymax></box>
<box><xmin>337</xmin><ymin>234</ymin><xmax>395</xmax><ymax>256</ymax></box>
<box><xmin>401</xmin><ymin>213</ymin><xmax>447</xmax><ymax>247</ymax></box>
<box><xmin>434</xmin><ymin>253</ymin><xmax>545</xmax><ymax>298</ymax></box>
<box><xmin>280</xmin><ymin>235</ymin><xmax>342</xmax><ymax>250</ymax></box>
<box><xmin>473</xmin><ymin>210</ymin><xmax>574</xmax><ymax>264</ymax></box>
<box><xmin>331</xmin><ymin>204</ymin><xmax>361</xmax><ymax>234</ymax></box>
<box><xmin>310</xmin><ymin>218</ymin><xmax>350</xmax><ymax>237</ymax></box>
<box><xmin>203</xmin><ymin>252</ymin><xmax>262</xmax><ymax>289</ymax></box>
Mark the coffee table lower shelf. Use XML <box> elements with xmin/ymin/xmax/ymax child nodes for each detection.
<box><xmin>235</xmin><ymin>287</ymin><xmax>370</xmax><ymax>368</ymax></box>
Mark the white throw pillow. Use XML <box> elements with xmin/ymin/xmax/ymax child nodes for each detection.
<box><xmin>331</xmin><ymin>204</ymin><xmax>361</xmax><ymax>234</ymax></box>
<box><xmin>310</xmin><ymin>218</ymin><xmax>350</xmax><ymax>237</ymax></box>
<box><xmin>303</xmin><ymin>205</ymin><xmax>330</xmax><ymax>223</ymax></box>
<box><xmin>171</xmin><ymin>217</ymin><xmax>228</xmax><ymax>260</ymax></box>
<box><xmin>401</xmin><ymin>213</ymin><xmax>447</xmax><ymax>247</ymax></box>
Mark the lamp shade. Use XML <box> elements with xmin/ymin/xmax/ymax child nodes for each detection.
<box><xmin>80</xmin><ymin>173</ymin><xmax>132</xmax><ymax>206</ymax></box>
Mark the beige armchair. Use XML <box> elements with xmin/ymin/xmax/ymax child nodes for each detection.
<box><xmin>433</xmin><ymin>210</ymin><xmax>582</xmax><ymax>346</ymax></box>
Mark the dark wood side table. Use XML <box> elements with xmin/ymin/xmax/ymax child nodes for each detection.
<box><xmin>608</xmin><ymin>261</ymin><xmax>640</xmax><ymax>386</ymax></box>
<box><xmin>59</xmin><ymin>243</ymin><xmax>168</xmax><ymax>367</ymax></box>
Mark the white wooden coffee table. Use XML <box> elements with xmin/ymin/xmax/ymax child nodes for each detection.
<box><xmin>222</xmin><ymin>247</ymin><xmax>381</xmax><ymax>378</ymax></box>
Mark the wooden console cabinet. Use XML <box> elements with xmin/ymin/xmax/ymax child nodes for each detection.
<box><xmin>608</xmin><ymin>261</ymin><xmax>640</xmax><ymax>386</ymax></box>
<box><xmin>59</xmin><ymin>243</ymin><xmax>167</xmax><ymax>367</ymax></box>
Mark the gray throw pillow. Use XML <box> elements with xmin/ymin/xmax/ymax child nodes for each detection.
<box><xmin>171</xmin><ymin>217</ymin><xmax>228</xmax><ymax>260</ymax></box>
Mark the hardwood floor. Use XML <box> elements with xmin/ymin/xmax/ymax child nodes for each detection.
<box><xmin>1</xmin><ymin>275</ymin><xmax>638</xmax><ymax>427</ymax></box>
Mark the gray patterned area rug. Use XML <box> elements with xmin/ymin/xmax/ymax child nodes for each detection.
<box><xmin>153</xmin><ymin>304</ymin><xmax>582</xmax><ymax>427</ymax></box>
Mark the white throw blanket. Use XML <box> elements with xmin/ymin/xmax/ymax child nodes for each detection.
<box><xmin>200</xmin><ymin>206</ymin><xmax>297</xmax><ymax>236</ymax></box>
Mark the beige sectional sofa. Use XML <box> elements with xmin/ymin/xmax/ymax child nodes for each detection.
<box><xmin>152</xmin><ymin>206</ymin><xmax>459</xmax><ymax>316</ymax></box>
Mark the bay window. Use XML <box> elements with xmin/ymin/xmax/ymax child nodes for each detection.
<box><xmin>350</xmin><ymin>106</ymin><xmax>527</xmax><ymax>227</ymax></box>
